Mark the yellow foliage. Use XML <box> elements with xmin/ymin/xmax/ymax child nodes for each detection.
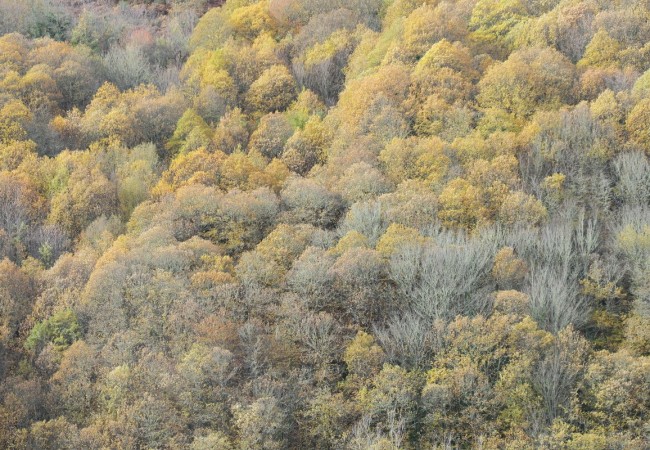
<box><xmin>189</xmin><ymin>7</ymin><xmax>231</xmax><ymax>51</ymax></box>
<box><xmin>478</xmin><ymin>47</ymin><xmax>575</xmax><ymax>117</ymax></box>
<box><xmin>541</xmin><ymin>172</ymin><xmax>566</xmax><ymax>206</ymax></box>
<box><xmin>493</xmin><ymin>290</ymin><xmax>530</xmax><ymax>317</ymax></box>
<box><xmin>304</xmin><ymin>30</ymin><xmax>352</xmax><ymax>68</ymax></box>
<box><xmin>624</xmin><ymin>314</ymin><xmax>650</xmax><ymax>356</ymax></box>
<box><xmin>256</xmin><ymin>223</ymin><xmax>314</xmax><ymax>269</ymax></box>
<box><xmin>498</xmin><ymin>191</ymin><xmax>547</xmax><ymax>226</ymax></box>
<box><xmin>0</xmin><ymin>100</ymin><xmax>31</xmax><ymax>144</ymax></box>
<box><xmin>438</xmin><ymin>178</ymin><xmax>487</xmax><ymax>230</ymax></box>
<box><xmin>580</xmin><ymin>261</ymin><xmax>624</xmax><ymax>302</ymax></box>
<box><xmin>469</xmin><ymin>0</ymin><xmax>528</xmax><ymax>57</ymax></box>
<box><xmin>379</xmin><ymin>137</ymin><xmax>450</xmax><ymax>188</ymax></box>
<box><xmin>466</xmin><ymin>155</ymin><xmax>519</xmax><ymax>189</ymax></box>
<box><xmin>282</xmin><ymin>115</ymin><xmax>331</xmax><ymax>175</ymax></box>
<box><xmin>251</xmin><ymin>157</ymin><xmax>290</xmax><ymax>193</ymax></box>
<box><xmin>578</xmin><ymin>30</ymin><xmax>622</xmax><ymax>69</ymax></box>
<box><xmin>492</xmin><ymin>247</ymin><xmax>527</xmax><ymax>288</ymax></box>
<box><xmin>0</xmin><ymin>33</ymin><xmax>28</xmax><ymax>71</ymax></box>
<box><xmin>376</xmin><ymin>223</ymin><xmax>427</xmax><ymax>257</ymax></box>
<box><xmin>153</xmin><ymin>148</ymin><xmax>226</xmax><ymax>196</ymax></box>
<box><xmin>331</xmin><ymin>231</ymin><xmax>369</xmax><ymax>256</ymax></box>
<box><xmin>228</xmin><ymin>1</ymin><xmax>276</xmax><ymax>40</ymax></box>
<box><xmin>335</xmin><ymin>64</ymin><xmax>410</xmax><ymax>129</ymax></box>
<box><xmin>220</xmin><ymin>151</ymin><xmax>260</xmax><ymax>190</ymax></box>
<box><xmin>397</xmin><ymin>5</ymin><xmax>440</xmax><ymax>61</ymax></box>
<box><xmin>414</xmin><ymin>39</ymin><xmax>477</xmax><ymax>80</ymax></box>
<box><xmin>245</xmin><ymin>64</ymin><xmax>297</xmax><ymax>113</ymax></box>
<box><xmin>0</xmin><ymin>139</ymin><xmax>37</xmax><ymax>171</ymax></box>
<box><xmin>616</xmin><ymin>224</ymin><xmax>650</xmax><ymax>259</ymax></box>
<box><xmin>343</xmin><ymin>331</ymin><xmax>385</xmax><ymax>380</ymax></box>
<box><xmin>626</xmin><ymin>98</ymin><xmax>650</xmax><ymax>153</ymax></box>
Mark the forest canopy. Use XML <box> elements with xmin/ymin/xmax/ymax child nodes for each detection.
<box><xmin>0</xmin><ymin>0</ymin><xmax>649</xmax><ymax>448</ymax></box>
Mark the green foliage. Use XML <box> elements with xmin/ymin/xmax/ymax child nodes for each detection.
<box><xmin>469</xmin><ymin>0</ymin><xmax>528</xmax><ymax>57</ymax></box>
<box><xmin>166</xmin><ymin>108</ymin><xmax>212</xmax><ymax>157</ymax></box>
<box><xmin>25</xmin><ymin>309</ymin><xmax>81</xmax><ymax>353</ymax></box>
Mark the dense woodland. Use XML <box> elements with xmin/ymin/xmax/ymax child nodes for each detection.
<box><xmin>0</xmin><ymin>0</ymin><xmax>649</xmax><ymax>448</ymax></box>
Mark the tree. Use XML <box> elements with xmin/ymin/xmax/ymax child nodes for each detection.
<box><xmin>294</xmin><ymin>29</ymin><xmax>355</xmax><ymax>104</ymax></box>
<box><xmin>409</xmin><ymin>39</ymin><xmax>476</xmax><ymax>105</ymax></box>
<box><xmin>578</xmin><ymin>30</ymin><xmax>622</xmax><ymax>69</ymax></box>
<box><xmin>281</xmin><ymin>116</ymin><xmax>330</xmax><ymax>175</ymax></box>
<box><xmin>376</xmin><ymin>223</ymin><xmax>427</xmax><ymax>258</ymax></box>
<box><xmin>525</xmin><ymin>2</ymin><xmax>596</xmax><ymax>63</ymax></box>
<box><xmin>233</xmin><ymin>397</ymin><xmax>288</xmax><ymax>450</ymax></box>
<box><xmin>248</xmin><ymin>112</ymin><xmax>293</xmax><ymax>159</ymax></box>
<box><xmin>77</xmin><ymin>83</ymin><xmax>185</xmax><ymax>150</ymax></box>
<box><xmin>48</xmin><ymin>164</ymin><xmax>118</xmax><ymax>237</ymax></box>
<box><xmin>390</xmin><ymin>235</ymin><xmax>496</xmax><ymax>322</ymax></box>
<box><xmin>329</xmin><ymin>247</ymin><xmax>390</xmax><ymax>323</ymax></box>
<box><xmin>334</xmin><ymin>64</ymin><xmax>410</xmax><ymax>130</ymax></box>
<box><xmin>360</xmin><ymin>364</ymin><xmax>422</xmax><ymax>432</ymax></box>
<box><xmin>176</xmin><ymin>343</ymin><xmax>236</xmax><ymax>428</ymax></box>
<box><xmin>236</xmin><ymin>223</ymin><xmax>314</xmax><ymax>286</ymax></box>
<box><xmin>377</xmin><ymin>180</ymin><xmax>439</xmax><ymax>230</ymax></box>
<box><xmin>0</xmin><ymin>100</ymin><xmax>32</xmax><ymax>144</ymax></box>
<box><xmin>1</xmin><ymin>1</ymin><xmax>649</xmax><ymax>446</ymax></box>
<box><xmin>413</xmin><ymin>95</ymin><xmax>475</xmax><ymax>141</ymax></box>
<box><xmin>189</xmin><ymin>7</ymin><xmax>231</xmax><ymax>51</ymax></box>
<box><xmin>527</xmin><ymin>264</ymin><xmax>589</xmax><ymax>334</ymax></box>
<box><xmin>287</xmin><ymin>246</ymin><xmax>336</xmax><ymax>310</ymax></box>
<box><xmin>103</xmin><ymin>44</ymin><xmax>153</xmax><ymax>91</ymax></box>
<box><xmin>626</xmin><ymin>98</ymin><xmax>650</xmax><ymax>153</ymax></box>
<box><xmin>420</xmin><ymin>313</ymin><xmax>551</xmax><ymax>446</ymax></box>
<box><xmin>498</xmin><ymin>191</ymin><xmax>547</xmax><ymax>226</ymax></box>
<box><xmin>213</xmin><ymin>107</ymin><xmax>249</xmax><ymax>154</ymax></box>
<box><xmin>25</xmin><ymin>309</ymin><xmax>81</xmax><ymax>355</ymax></box>
<box><xmin>280</xmin><ymin>177</ymin><xmax>344</xmax><ymax>228</ymax></box>
<box><xmin>492</xmin><ymin>246</ymin><xmax>527</xmax><ymax>290</ymax></box>
<box><xmin>336</xmin><ymin>162</ymin><xmax>392</xmax><ymax>203</ymax></box>
<box><xmin>191</xmin><ymin>432</ymin><xmax>234</xmax><ymax>450</ymax></box>
<box><xmin>0</xmin><ymin>32</ymin><xmax>29</xmax><ymax>71</ymax></box>
<box><xmin>469</xmin><ymin>0</ymin><xmax>528</xmax><ymax>58</ymax></box>
<box><xmin>344</xmin><ymin>331</ymin><xmax>385</xmax><ymax>381</ymax></box>
<box><xmin>478</xmin><ymin>47</ymin><xmax>576</xmax><ymax>118</ymax></box>
<box><xmin>245</xmin><ymin>65</ymin><xmax>297</xmax><ymax>114</ymax></box>
<box><xmin>123</xmin><ymin>393</ymin><xmax>186</xmax><ymax>449</ymax></box>
<box><xmin>303</xmin><ymin>390</ymin><xmax>352</xmax><ymax>450</ymax></box>
<box><xmin>228</xmin><ymin>1</ymin><xmax>276</xmax><ymax>41</ymax></box>
<box><xmin>438</xmin><ymin>178</ymin><xmax>487</xmax><ymax>230</ymax></box>
<box><xmin>533</xmin><ymin>326</ymin><xmax>589</xmax><ymax>423</ymax></box>
<box><xmin>493</xmin><ymin>290</ymin><xmax>530</xmax><ymax>317</ymax></box>
<box><xmin>28</xmin><ymin>39</ymin><xmax>102</xmax><ymax>110</ymax></box>
<box><xmin>0</xmin><ymin>258</ymin><xmax>33</xmax><ymax>341</ymax></box>
<box><xmin>379</xmin><ymin>137</ymin><xmax>449</xmax><ymax>188</ymax></box>
<box><xmin>49</xmin><ymin>341</ymin><xmax>98</xmax><ymax>426</ymax></box>
<box><xmin>399</xmin><ymin>3</ymin><xmax>468</xmax><ymax>58</ymax></box>
<box><xmin>26</xmin><ymin>417</ymin><xmax>79</xmax><ymax>450</ymax></box>
<box><xmin>0</xmin><ymin>171</ymin><xmax>44</xmax><ymax>246</ymax></box>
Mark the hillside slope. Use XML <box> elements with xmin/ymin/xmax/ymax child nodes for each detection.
<box><xmin>0</xmin><ymin>0</ymin><xmax>649</xmax><ymax>448</ymax></box>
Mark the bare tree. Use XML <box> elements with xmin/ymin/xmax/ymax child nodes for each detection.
<box><xmin>339</xmin><ymin>200</ymin><xmax>386</xmax><ymax>246</ymax></box>
<box><xmin>613</xmin><ymin>151</ymin><xmax>650</xmax><ymax>207</ymax></box>
<box><xmin>374</xmin><ymin>312</ymin><xmax>444</xmax><ymax>370</ymax></box>
<box><xmin>533</xmin><ymin>326</ymin><xmax>589</xmax><ymax>423</ymax></box>
<box><xmin>527</xmin><ymin>264</ymin><xmax>588</xmax><ymax>333</ymax></box>
<box><xmin>389</xmin><ymin>232</ymin><xmax>497</xmax><ymax>323</ymax></box>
